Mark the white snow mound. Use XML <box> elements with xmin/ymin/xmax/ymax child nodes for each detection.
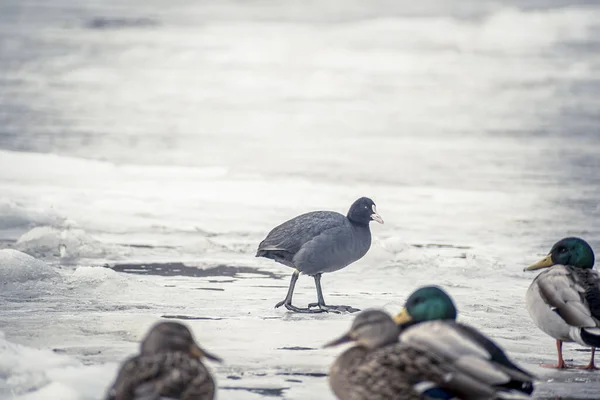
<box><xmin>0</xmin><ymin>249</ymin><xmax>60</xmax><ymax>284</ymax></box>
<box><xmin>0</xmin><ymin>330</ymin><xmax>78</xmax><ymax>397</ymax></box>
<box><xmin>16</xmin><ymin>226</ymin><xmax>106</xmax><ymax>261</ymax></box>
<box><xmin>68</xmin><ymin>266</ymin><xmax>128</xmax><ymax>291</ymax></box>
<box><xmin>0</xmin><ymin>330</ymin><xmax>116</xmax><ymax>400</ymax></box>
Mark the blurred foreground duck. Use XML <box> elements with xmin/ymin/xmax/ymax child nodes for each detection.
<box><xmin>524</xmin><ymin>237</ymin><xmax>600</xmax><ymax>369</ymax></box>
<box><xmin>257</xmin><ymin>197</ymin><xmax>383</xmax><ymax>313</ymax></box>
<box><xmin>106</xmin><ymin>321</ymin><xmax>221</xmax><ymax>400</ymax></box>
<box><xmin>326</xmin><ymin>287</ymin><xmax>534</xmax><ymax>400</ymax></box>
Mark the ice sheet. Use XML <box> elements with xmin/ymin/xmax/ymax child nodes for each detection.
<box><xmin>1</xmin><ymin>1</ymin><xmax>600</xmax><ymax>399</ymax></box>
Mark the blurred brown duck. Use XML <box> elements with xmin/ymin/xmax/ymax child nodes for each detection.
<box><xmin>326</xmin><ymin>309</ymin><xmax>448</xmax><ymax>400</ymax></box>
<box><xmin>106</xmin><ymin>321</ymin><xmax>221</xmax><ymax>400</ymax></box>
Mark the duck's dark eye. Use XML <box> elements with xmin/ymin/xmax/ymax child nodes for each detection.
<box><xmin>412</xmin><ymin>297</ymin><xmax>425</xmax><ymax>305</ymax></box>
<box><xmin>559</xmin><ymin>247</ymin><xmax>568</xmax><ymax>254</ymax></box>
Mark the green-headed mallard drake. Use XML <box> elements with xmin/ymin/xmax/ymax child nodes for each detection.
<box><xmin>394</xmin><ymin>286</ymin><xmax>534</xmax><ymax>398</ymax></box>
<box><xmin>106</xmin><ymin>321</ymin><xmax>221</xmax><ymax>400</ymax></box>
<box><xmin>325</xmin><ymin>286</ymin><xmax>534</xmax><ymax>400</ymax></box>
<box><xmin>524</xmin><ymin>237</ymin><xmax>600</xmax><ymax>369</ymax></box>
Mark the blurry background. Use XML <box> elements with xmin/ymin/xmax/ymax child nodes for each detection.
<box><xmin>1</xmin><ymin>0</ymin><xmax>600</xmax><ymax>399</ymax></box>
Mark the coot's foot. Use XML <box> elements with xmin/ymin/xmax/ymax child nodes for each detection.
<box><xmin>275</xmin><ymin>300</ymin><xmax>326</xmax><ymax>313</ymax></box>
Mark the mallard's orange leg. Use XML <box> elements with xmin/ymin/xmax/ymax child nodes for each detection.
<box><xmin>576</xmin><ymin>348</ymin><xmax>597</xmax><ymax>370</ymax></box>
<box><xmin>541</xmin><ymin>340</ymin><xmax>569</xmax><ymax>369</ymax></box>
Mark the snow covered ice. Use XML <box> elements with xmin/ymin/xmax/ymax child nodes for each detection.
<box><xmin>0</xmin><ymin>250</ymin><xmax>60</xmax><ymax>284</ymax></box>
<box><xmin>2</xmin><ymin>0</ymin><xmax>600</xmax><ymax>399</ymax></box>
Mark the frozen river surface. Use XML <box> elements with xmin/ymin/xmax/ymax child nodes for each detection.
<box><xmin>1</xmin><ymin>0</ymin><xmax>600</xmax><ymax>399</ymax></box>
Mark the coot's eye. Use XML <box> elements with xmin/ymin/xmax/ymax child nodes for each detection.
<box><xmin>364</xmin><ymin>205</ymin><xmax>368</xmax><ymax>209</ymax></box>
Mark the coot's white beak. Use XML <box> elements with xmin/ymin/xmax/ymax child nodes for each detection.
<box><xmin>370</xmin><ymin>205</ymin><xmax>384</xmax><ymax>224</ymax></box>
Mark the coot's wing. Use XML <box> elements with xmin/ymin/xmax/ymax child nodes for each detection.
<box><xmin>399</xmin><ymin>321</ymin><xmax>534</xmax><ymax>398</ymax></box>
<box><xmin>292</xmin><ymin>222</ymin><xmax>369</xmax><ymax>275</ymax></box>
<box><xmin>257</xmin><ymin>211</ymin><xmax>346</xmax><ymax>262</ymax></box>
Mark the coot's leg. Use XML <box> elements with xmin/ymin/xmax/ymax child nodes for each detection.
<box><xmin>308</xmin><ymin>273</ymin><xmax>360</xmax><ymax>313</ymax></box>
<box><xmin>275</xmin><ymin>270</ymin><xmax>324</xmax><ymax>313</ymax></box>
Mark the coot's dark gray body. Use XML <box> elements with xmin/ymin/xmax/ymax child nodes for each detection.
<box><xmin>257</xmin><ymin>211</ymin><xmax>372</xmax><ymax>275</ymax></box>
<box><xmin>256</xmin><ymin>197</ymin><xmax>383</xmax><ymax>313</ymax></box>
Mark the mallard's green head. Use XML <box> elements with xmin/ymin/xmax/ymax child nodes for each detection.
<box><xmin>525</xmin><ymin>237</ymin><xmax>595</xmax><ymax>271</ymax></box>
<box><xmin>393</xmin><ymin>286</ymin><xmax>457</xmax><ymax>326</ymax></box>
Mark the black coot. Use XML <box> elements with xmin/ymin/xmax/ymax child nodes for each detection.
<box><xmin>256</xmin><ymin>197</ymin><xmax>383</xmax><ymax>313</ymax></box>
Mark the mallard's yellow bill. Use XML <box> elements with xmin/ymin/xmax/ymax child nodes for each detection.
<box><xmin>393</xmin><ymin>308</ymin><xmax>412</xmax><ymax>325</ymax></box>
<box><xmin>524</xmin><ymin>254</ymin><xmax>554</xmax><ymax>271</ymax></box>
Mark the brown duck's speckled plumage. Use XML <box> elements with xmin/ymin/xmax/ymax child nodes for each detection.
<box><xmin>329</xmin><ymin>343</ymin><xmax>450</xmax><ymax>400</ymax></box>
<box><xmin>105</xmin><ymin>322</ymin><xmax>218</xmax><ymax>400</ymax></box>
<box><xmin>106</xmin><ymin>350</ymin><xmax>215</xmax><ymax>400</ymax></box>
